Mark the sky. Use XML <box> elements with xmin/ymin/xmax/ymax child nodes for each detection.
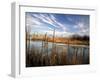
<box><xmin>26</xmin><ymin>12</ymin><xmax>89</xmax><ymax>37</ymax></box>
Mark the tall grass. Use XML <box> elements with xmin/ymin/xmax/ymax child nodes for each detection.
<box><xmin>26</xmin><ymin>29</ymin><xmax>89</xmax><ymax>67</ymax></box>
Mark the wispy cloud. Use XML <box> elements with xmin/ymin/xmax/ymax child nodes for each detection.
<box><xmin>73</xmin><ymin>21</ymin><xmax>89</xmax><ymax>36</ymax></box>
<box><xmin>31</xmin><ymin>13</ymin><xmax>69</xmax><ymax>31</ymax></box>
<box><xmin>26</xmin><ymin>12</ymin><xmax>89</xmax><ymax>37</ymax></box>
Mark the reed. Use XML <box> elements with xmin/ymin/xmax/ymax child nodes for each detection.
<box><xmin>26</xmin><ymin>29</ymin><xmax>89</xmax><ymax>67</ymax></box>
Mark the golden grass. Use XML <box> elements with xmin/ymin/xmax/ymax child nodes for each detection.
<box><xmin>31</xmin><ymin>37</ymin><xmax>89</xmax><ymax>45</ymax></box>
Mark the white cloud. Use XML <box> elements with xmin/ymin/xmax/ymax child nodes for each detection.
<box><xmin>26</xmin><ymin>13</ymin><xmax>89</xmax><ymax>37</ymax></box>
<box><xmin>73</xmin><ymin>25</ymin><xmax>78</xmax><ymax>29</ymax></box>
<box><xmin>27</xmin><ymin>14</ymin><xmax>39</xmax><ymax>25</ymax></box>
<box><xmin>45</xmin><ymin>30</ymin><xmax>74</xmax><ymax>37</ymax></box>
<box><xmin>31</xmin><ymin>13</ymin><xmax>69</xmax><ymax>32</ymax></box>
<box><xmin>50</xmin><ymin>14</ymin><xmax>69</xmax><ymax>31</ymax></box>
<box><xmin>73</xmin><ymin>21</ymin><xmax>89</xmax><ymax>36</ymax></box>
<box><xmin>67</xmin><ymin>17</ymin><xmax>73</xmax><ymax>22</ymax></box>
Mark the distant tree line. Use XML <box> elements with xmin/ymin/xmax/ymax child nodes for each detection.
<box><xmin>70</xmin><ymin>34</ymin><xmax>89</xmax><ymax>41</ymax></box>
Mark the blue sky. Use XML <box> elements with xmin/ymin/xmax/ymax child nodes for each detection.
<box><xmin>26</xmin><ymin>12</ymin><xmax>89</xmax><ymax>37</ymax></box>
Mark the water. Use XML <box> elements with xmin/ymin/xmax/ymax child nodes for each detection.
<box><xmin>27</xmin><ymin>41</ymin><xmax>89</xmax><ymax>57</ymax></box>
<box><xmin>26</xmin><ymin>40</ymin><xmax>89</xmax><ymax>66</ymax></box>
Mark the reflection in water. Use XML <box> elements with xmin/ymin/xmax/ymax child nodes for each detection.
<box><xmin>26</xmin><ymin>40</ymin><xmax>89</xmax><ymax>67</ymax></box>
